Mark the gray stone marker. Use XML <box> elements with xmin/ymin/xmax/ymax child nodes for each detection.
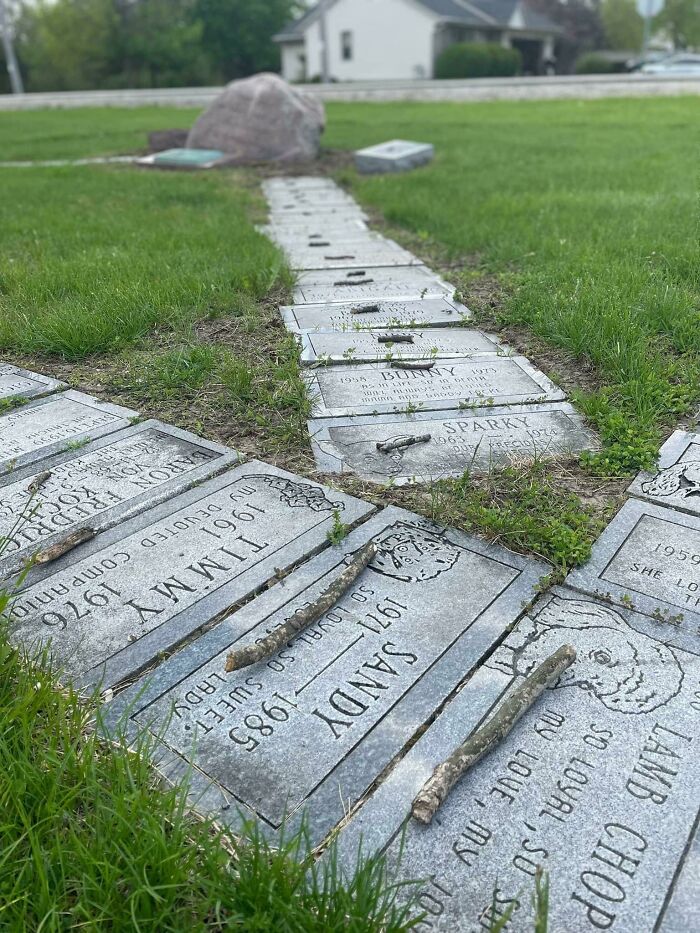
<box><xmin>309</xmin><ymin>403</ymin><xmax>598</xmax><ymax>484</ymax></box>
<box><xmin>299</xmin><ymin>328</ymin><xmax>501</xmax><ymax>364</ymax></box>
<box><xmin>101</xmin><ymin>506</ymin><xmax>548</xmax><ymax>844</ymax></box>
<box><xmin>334</xmin><ymin>585</ymin><xmax>700</xmax><ymax>932</ymax></box>
<box><xmin>269</xmin><ymin>205</ymin><xmax>367</xmax><ymax>221</ymax></box>
<box><xmin>0</xmin><ymin>363</ymin><xmax>65</xmax><ymax>401</ymax></box>
<box><xmin>304</xmin><ymin>356</ymin><xmax>565</xmax><ymax>419</ymax></box>
<box><xmin>355</xmin><ymin>139</ymin><xmax>435</xmax><ymax>174</ymax></box>
<box><xmin>0</xmin><ymin>420</ymin><xmax>240</xmax><ymax>580</ymax></box>
<box><xmin>260</xmin><ymin>220</ymin><xmax>369</xmax><ymax>239</ymax></box>
<box><xmin>567</xmin><ymin>498</ymin><xmax>700</xmax><ymax>648</ymax></box>
<box><xmin>296</xmin><ymin>263</ymin><xmax>448</xmax><ymax>288</ymax></box>
<box><xmin>293</xmin><ymin>265</ymin><xmax>454</xmax><ymax>305</ymax></box>
<box><xmin>282</xmin><ymin>297</ymin><xmax>471</xmax><ymax>333</ymax></box>
<box><xmin>7</xmin><ymin>462</ymin><xmax>373</xmax><ymax>690</ymax></box>
<box><xmin>288</xmin><ymin>246</ymin><xmax>420</xmax><ymax>272</ymax></box>
<box><xmin>0</xmin><ymin>390</ymin><xmax>137</xmax><ymax>475</ymax></box>
<box><xmin>628</xmin><ymin>429</ymin><xmax>700</xmax><ymax>518</ymax></box>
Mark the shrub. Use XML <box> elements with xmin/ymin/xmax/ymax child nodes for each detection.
<box><xmin>435</xmin><ymin>42</ymin><xmax>522</xmax><ymax>79</ymax></box>
<box><xmin>575</xmin><ymin>53</ymin><xmax>616</xmax><ymax>74</ymax></box>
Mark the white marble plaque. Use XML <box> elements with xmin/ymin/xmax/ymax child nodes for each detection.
<box><xmin>0</xmin><ymin>364</ymin><xmax>65</xmax><ymax>401</ymax></box>
<box><xmin>282</xmin><ymin>297</ymin><xmax>471</xmax><ymax>333</ymax></box>
<box><xmin>299</xmin><ymin>328</ymin><xmax>501</xmax><ymax>364</ymax></box>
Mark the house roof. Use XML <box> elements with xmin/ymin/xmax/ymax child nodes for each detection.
<box><xmin>275</xmin><ymin>0</ymin><xmax>560</xmax><ymax>42</ymax></box>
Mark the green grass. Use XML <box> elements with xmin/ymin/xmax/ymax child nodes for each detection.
<box><xmin>324</xmin><ymin>98</ymin><xmax>700</xmax><ymax>474</ymax></box>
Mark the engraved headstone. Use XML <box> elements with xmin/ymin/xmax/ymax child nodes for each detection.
<box><xmin>288</xmin><ymin>246</ymin><xmax>420</xmax><ymax>271</ymax></box>
<box><xmin>0</xmin><ymin>364</ymin><xmax>65</xmax><ymax>401</ymax></box>
<box><xmin>334</xmin><ymin>586</ymin><xmax>700</xmax><ymax>932</ymax></box>
<box><xmin>293</xmin><ymin>266</ymin><xmax>453</xmax><ymax>305</ymax></box>
<box><xmin>0</xmin><ymin>391</ymin><xmax>137</xmax><ymax>475</ymax></box>
<box><xmin>628</xmin><ymin>429</ymin><xmax>700</xmax><ymax>518</ymax></box>
<box><xmin>567</xmin><ymin>498</ymin><xmax>700</xmax><ymax>646</ymax></box>
<box><xmin>101</xmin><ymin>506</ymin><xmax>547</xmax><ymax>843</ymax></box>
<box><xmin>0</xmin><ymin>420</ymin><xmax>239</xmax><ymax>580</ymax></box>
<box><xmin>304</xmin><ymin>357</ymin><xmax>565</xmax><ymax>419</ymax></box>
<box><xmin>282</xmin><ymin>297</ymin><xmax>471</xmax><ymax>333</ymax></box>
<box><xmin>309</xmin><ymin>404</ymin><xmax>598</xmax><ymax>483</ymax></box>
<box><xmin>299</xmin><ymin>328</ymin><xmax>501</xmax><ymax>364</ymax></box>
<box><xmin>355</xmin><ymin>139</ymin><xmax>434</xmax><ymax>174</ymax></box>
<box><xmin>7</xmin><ymin>462</ymin><xmax>373</xmax><ymax>690</ymax></box>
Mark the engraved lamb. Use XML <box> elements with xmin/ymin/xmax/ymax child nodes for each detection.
<box><xmin>642</xmin><ymin>459</ymin><xmax>700</xmax><ymax>499</ymax></box>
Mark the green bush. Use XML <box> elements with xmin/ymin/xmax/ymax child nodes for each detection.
<box><xmin>575</xmin><ymin>53</ymin><xmax>616</xmax><ymax>74</ymax></box>
<box><xmin>435</xmin><ymin>42</ymin><xmax>522</xmax><ymax>79</ymax></box>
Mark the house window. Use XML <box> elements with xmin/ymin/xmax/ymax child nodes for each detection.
<box><xmin>341</xmin><ymin>30</ymin><xmax>353</xmax><ymax>61</ymax></box>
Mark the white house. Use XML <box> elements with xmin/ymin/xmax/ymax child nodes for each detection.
<box><xmin>274</xmin><ymin>0</ymin><xmax>560</xmax><ymax>82</ymax></box>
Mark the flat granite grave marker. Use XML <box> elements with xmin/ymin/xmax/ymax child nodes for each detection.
<box><xmin>0</xmin><ymin>363</ymin><xmax>65</xmax><ymax>401</ymax></box>
<box><xmin>299</xmin><ymin>328</ymin><xmax>501</xmax><ymax>364</ymax></box>
<box><xmin>355</xmin><ymin>139</ymin><xmax>435</xmax><ymax>174</ymax></box>
<box><xmin>138</xmin><ymin>148</ymin><xmax>231</xmax><ymax>170</ymax></box>
<box><xmin>0</xmin><ymin>390</ymin><xmax>136</xmax><ymax>475</ymax></box>
<box><xmin>308</xmin><ymin>404</ymin><xmax>598</xmax><ymax>483</ymax></box>
<box><xmin>102</xmin><ymin>506</ymin><xmax>547</xmax><ymax>843</ymax></box>
<box><xmin>293</xmin><ymin>266</ymin><xmax>454</xmax><ymax>305</ymax></box>
<box><xmin>282</xmin><ymin>297</ymin><xmax>471</xmax><ymax>333</ymax></box>
<box><xmin>567</xmin><ymin>498</ymin><xmax>700</xmax><ymax>649</ymax></box>
<box><xmin>304</xmin><ymin>356</ymin><xmax>565</xmax><ymax>419</ymax></box>
<box><xmin>628</xmin><ymin>429</ymin><xmax>700</xmax><ymax>518</ymax></box>
<box><xmin>333</xmin><ymin>585</ymin><xmax>700</xmax><ymax>932</ymax></box>
<box><xmin>288</xmin><ymin>248</ymin><xmax>420</xmax><ymax>272</ymax></box>
<box><xmin>0</xmin><ymin>420</ymin><xmax>240</xmax><ymax>580</ymax></box>
<box><xmin>6</xmin><ymin>462</ymin><xmax>373</xmax><ymax>690</ymax></box>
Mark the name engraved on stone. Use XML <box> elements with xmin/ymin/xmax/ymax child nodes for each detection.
<box><xmin>0</xmin><ymin>421</ymin><xmax>239</xmax><ymax>579</ymax></box>
<box><xmin>308</xmin><ymin>405</ymin><xmax>598</xmax><ymax>483</ymax></box>
<box><xmin>333</xmin><ymin>587</ymin><xmax>700</xmax><ymax>932</ymax></box>
<box><xmin>355</xmin><ymin>140</ymin><xmax>435</xmax><ymax>174</ymax></box>
<box><xmin>293</xmin><ymin>267</ymin><xmax>453</xmax><ymax>305</ymax></box>
<box><xmin>289</xmin><ymin>248</ymin><xmax>420</xmax><ymax>271</ymax></box>
<box><xmin>567</xmin><ymin>499</ymin><xmax>700</xmax><ymax>648</ymax></box>
<box><xmin>7</xmin><ymin>463</ymin><xmax>373</xmax><ymax>689</ymax></box>
<box><xmin>0</xmin><ymin>390</ymin><xmax>137</xmax><ymax>474</ymax></box>
<box><xmin>629</xmin><ymin>429</ymin><xmax>700</xmax><ymax>519</ymax></box>
<box><xmin>103</xmin><ymin>506</ymin><xmax>547</xmax><ymax>842</ymax></box>
<box><xmin>299</xmin><ymin>328</ymin><xmax>499</xmax><ymax>364</ymax></box>
<box><xmin>282</xmin><ymin>298</ymin><xmax>471</xmax><ymax>333</ymax></box>
<box><xmin>0</xmin><ymin>364</ymin><xmax>65</xmax><ymax>401</ymax></box>
<box><xmin>304</xmin><ymin>357</ymin><xmax>565</xmax><ymax>419</ymax></box>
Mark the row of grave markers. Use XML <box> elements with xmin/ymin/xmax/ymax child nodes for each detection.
<box><xmin>2</xmin><ymin>217</ymin><xmax>699</xmax><ymax>929</ymax></box>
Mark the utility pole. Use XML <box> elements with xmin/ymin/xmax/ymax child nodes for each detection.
<box><xmin>318</xmin><ymin>0</ymin><xmax>330</xmax><ymax>84</ymax></box>
<box><xmin>0</xmin><ymin>0</ymin><xmax>23</xmax><ymax>94</ymax></box>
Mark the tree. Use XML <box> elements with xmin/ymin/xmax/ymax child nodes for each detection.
<box><xmin>193</xmin><ymin>0</ymin><xmax>298</xmax><ymax>81</ymax></box>
<box><xmin>601</xmin><ymin>0</ymin><xmax>644</xmax><ymax>49</ymax></box>
<box><xmin>656</xmin><ymin>0</ymin><xmax>700</xmax><ymax>49</ymax></box>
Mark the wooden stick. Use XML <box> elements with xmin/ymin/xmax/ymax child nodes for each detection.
<box><xmin>377</xmin><ymin>334</ymin><xmax>414</xmax><ymax>344</ymax></box>
<box><xmin>390</xmin><ymin>360</ymin><xmax>435</xmax><ymax>370</ymax></box>
<box><xmin>34</xmin><ymin>527</ymin><xmax>96</xmax><ymax>565</ymax></box>
<box><xmin>377</xmin><ymin>434</ymin><xmax>431</xmax><ymax>453</ymax></box>
<box><xmin>27</xmin><ymin>470</ymin><xmax>52</xmax><ymax>494</ymax></box>
<box><xmin>224</xmin><ymin>541</ymin><xmax>377</xmax><ymax>673</ymax></box>
<box><xmin>335</xmin><ymin>279</ymin><xmax>375</xmax><ymax>287</ymax></box>
<box><xmin>411</xmin><ymin>644</ymin><xmax>576</xmax><ymax>825</ymax></box>
<box><xmin>350</xmin><ymin>304</ymin><xmax>380</xmax><ymax>314</ymax></box>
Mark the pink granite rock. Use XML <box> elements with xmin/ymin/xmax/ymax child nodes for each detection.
<box><xmin>187</xmin><ymin>72</ymin><xmax>325</xmax><ymax>164</ymax></box>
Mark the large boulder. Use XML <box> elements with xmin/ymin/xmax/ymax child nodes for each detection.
<box><xmin>187</xmin><ymin>73</ymin><xmax>325</xmax><ymax>164</ymax></box>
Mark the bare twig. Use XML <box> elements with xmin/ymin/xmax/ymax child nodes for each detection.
<box><xmin>335</xmin><ymin>279</ymin><xmax>375</xmax><ymax>287</ymax></box>
<box><xmin>27</xmin><ymin>470</ymin><xmax>52</xmax><ymax>494</ymax></box>
<box><xmin>411</xmin><ymin>644</ymin><xmax>577</xmax><ymax>825</ymax></box>
<box><xmin>377</xmin><ymin>434</ymin><xmax>431</xmax><ymax>453</ymax></box>
<box><xmin>390</xmin><ymin>360</ymin><xmax>435</xmax><ymax>370</ymax></box>
<box><xmin>350</xmin><ymin>304</ymin><xmax>381</xmax><ymax>314</ymax></box>
<box><xmin>35</xmin><ymin>527</ymin><xmax>96</xmax><ymax>565</ymax></box>
<box><xmin>377</xmin><ymin>334</ymin><xmax>414</xmax><ymax>344</ymax></box>
<box><xmin>224</xmin><ymin>541</ymin><xmax>378</xmax><ymax>673</ymax></box>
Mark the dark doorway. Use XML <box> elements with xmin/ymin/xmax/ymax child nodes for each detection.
<box><xmin>510</xmin><ymin>39</ymin><xmax>543</xmax><ymax>75</ymax></box>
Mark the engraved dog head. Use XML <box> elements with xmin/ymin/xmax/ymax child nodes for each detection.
<box><xmin>370</xmin><ymin>522</ymin><xmax>461</xmax><ymax>582</ymax></box>
<box><xmin>488</xmin><ymin>598</ymin><xmax>684</xmax><ymax>714</ymax></box>
<box><xmin>641</xmin><ymin>461</ymin><xmax>700</xmax><ymax>500</ymax></box>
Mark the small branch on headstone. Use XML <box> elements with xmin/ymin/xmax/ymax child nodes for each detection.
<box><xmin>350</xmin><ymin>304</ymin><xmax>381</xmax><ymax>314</ymax></box>
<box><xmin>34</xmin><ymin>527</ymin><xmax>96</xmax><ymax>565</ymax></box>
<box><xmin>377</xmin><ymin>334</ymin><xmax>414</xmax><ymax>344</ymax></box>
<box><xmin>325</xmin><ymin>254</ymin><xmax>355</xmax><ymax>260</ymax></box>
<box><xmin>391</xmin><ymin>360</ymin><xmax>435</xmax><ymax>370</ymax></box>
<box><xmin>377</xmin><ymin>434</ymin><xmax>431</xmax><ymax>453</ymax></box>
<box><xmin>224</xmin><ymin>541</ymin><xmax>377</xmax><ymax>673</ymax></box>
<box><xmin>27</xmin><ymin>470</ymin><xmax>52</xmax><ymax>494</ymax></box>
<box><xmin>411</xmin><ymin>644</ymin><xmax>577</xmax><ymax>825</ymax></box>
<box><xmin>336</xmin><ymin>279</ymin><xmax>375</xmax><ymax>287</ymax></box>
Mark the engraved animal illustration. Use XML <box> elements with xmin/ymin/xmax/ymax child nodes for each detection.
<box><xmin>370</xmin><ymin>522</ymin><xmax>461</xmax><ymax>582</ymax></box>
<box><xmin>241</xmin><ymin>475</ymin><xmax>343</xmax><ymax>512</ymax></box>
<box><xmin>641</xmin><ymin>460</ymin><xmax>700</xmax><ymax>500</ymax></box>
<box><xmin>488</xmin><ymin>597</ymin><xmax>684</xmax><ymax>714</ymax></box>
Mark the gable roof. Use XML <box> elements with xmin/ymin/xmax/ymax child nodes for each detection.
<box><xmin>274</xmin><ymin>0</ymin><xmax>559</xmax><ymax>43</ymax></box>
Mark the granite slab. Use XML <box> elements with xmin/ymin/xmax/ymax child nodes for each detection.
<box><xmin>334</xmin><ymin>585</ymin><xmax>700</xmax><ymax>932</ymax></box>
<box><xmin>299</xmin><ymin>328</ymin><xmax>501</xmax><ymax>364</ymax></box>
<box><xmin>282</xmin><ymin>297</ymin><xmax>471</xmax><ymax>333</ymax></box>
<box><xmin>308</xmin><ymin>404</ymin><xmax>598</xmax><ymax>483</ymax></box>
<box><xmin>628</xmin><ymin>429</ymin><xmax>700</xmax><ymax>518</ymax></box>
<box><xmin>304</xmin><ymin>356</ymin><xmax>565</xmax><ymax>419</ymax></box>
<box><xmin>101</xmin><ymin>506</ymin><xmax>548</xmax><ymax>843</ymax></box>
<box><xmin>0</xmin><ymin>391</ymin><xmax>137</xmax><ymax>475</ymax></box>
<box><xmin>289</xmin><ymin>250</ymin><xmax>421</xmax><ymax>271</ymax></box>
<box><xmin>269</xmin><ymin>205</ymin><xmax>367</xmax><ymax>221</ymax></box>
<box><xmin>6</xmin><ymin>462</ymin><xmax>374</xmax><ymax>690</ymax></box>
<box><xmin>295</xmin><ymin>264</ymin><xmax>448</xmax><ymax>288</ymax></box>
<box><xmin>0</xmin><ymin>420</ymin><xmax>240</xmax><ymax>580</ymax></box>
<box><xmin>355</xmin><ymin>139</ymin><xmax>434</xmax><ymax>174</ymax></box>
<box><xmin>0</xmin><ymin>364</ymin><xmax>65</xmax><ymax>401</ymax></box>
<box><xmin>138</xmin><ymin>148</ymin><xmax>231</xmax><ymax>170</ymax></box>
<box><xmin>260</xmin><ymin>220</ymin><xmax>369</xmax><ymax>239</ymax></box>
<box><xmin>566</xmin><ymin>498</ymin><xmax>700</xmax><ymax>651</ymax></box>
<box><xmin>293</xmin><ymin>266</ymin><xmax>454</xmax><ymax>305</ymax></box>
